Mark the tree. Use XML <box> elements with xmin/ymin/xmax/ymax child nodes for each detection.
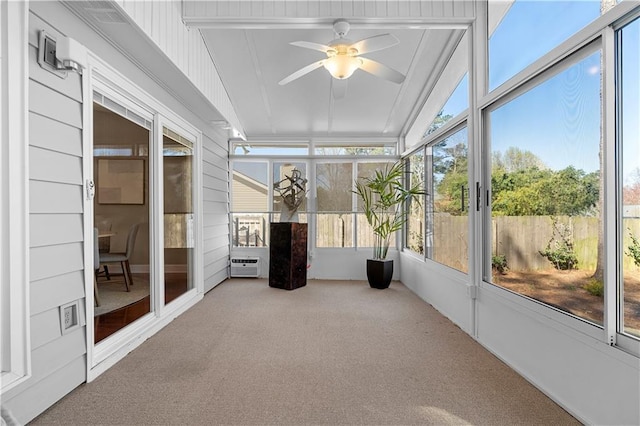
<box><xmin>433</xmin><ymin>142</ymin><xmax>469</xmax><ymax>215</ymax></box>
<box><xmin>426</xmin><ymin>110</ymin><xmax>454</xmax><ymax>136</ymax></box>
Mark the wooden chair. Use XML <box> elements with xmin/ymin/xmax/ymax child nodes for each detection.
<box><xmin>99</xmin><ymin>223</ymin><xmax>140</xmax><ymax>292</ymax></box>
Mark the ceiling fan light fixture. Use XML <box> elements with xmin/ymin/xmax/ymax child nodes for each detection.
<box><xmin>323</xmin><ymin>55</ymin><xmax>362</xmax><ymax>79</ymax></box>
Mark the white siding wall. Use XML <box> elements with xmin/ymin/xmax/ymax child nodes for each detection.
<box><xmin>2</xmin><ymin>1</ymin><xmax>233</xmax><ymax>422</ymax></box>
<box><xmin>202</xmin><ymin>134</ymin><xmax>230</xmax><ymax>292</ymax></box>
<box><xmin>2</xmin><ymin>12</ymin><xmax>87</xmax><ymax>424</ymax></box>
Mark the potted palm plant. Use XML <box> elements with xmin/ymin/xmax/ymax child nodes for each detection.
<box><xmin>354</xmin><ymin>160</ymin><xmax>425</xmax><ymax>289</ymax></box>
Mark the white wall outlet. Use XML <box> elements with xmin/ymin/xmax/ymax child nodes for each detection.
<box><xmin>59</xmin><ymin>301</ymin><xmax>83</xmax><ymax>334</ymax></box>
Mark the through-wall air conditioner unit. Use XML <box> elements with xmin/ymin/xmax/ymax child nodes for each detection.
<box><xmin>230</xmin><ymin>257</ymin><xmax>260</xmax><ymax>278</ymax></box>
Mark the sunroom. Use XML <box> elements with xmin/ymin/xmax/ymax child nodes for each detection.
<box><xmin>1</xmin><ymin>1</ymin><xmax>639</xmax><ymax>424</ymax></box>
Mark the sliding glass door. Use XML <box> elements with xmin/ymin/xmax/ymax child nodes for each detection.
<box><xmin>162</xmin><ymin>126</ymin><xmax>195</xmax><ymax>305</ymax></box>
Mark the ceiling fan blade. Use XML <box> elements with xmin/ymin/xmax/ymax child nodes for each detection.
<box><xmin>278</xmin><ymin>60</ymin><xmax>325</xmax><ymax>85</ymax></box>
<box><xmin>331</xmin><ymin>78</ymin><xmax>348</xmax><ymax>100</ymax></box>
<box><xmin>350</xmin><ymin>33</ymin><xmax>399</xmax><ymax>55</ymax></box>
<box><xmin>359</xmin><ymin>57</ymin><xmax>405</xmax><ymax>84</ymax></box>
<box><xmin>290</xmin><ymin>41</ymin><xmax>334</xmax><ymax>53</ymax></box>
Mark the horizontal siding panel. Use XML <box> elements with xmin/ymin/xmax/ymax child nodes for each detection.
<box><xmin>3</xmin><ymin>356</ymin><xmax>85</xmax><ymax>424</ymax></box>
<box><xmin>28</xmin><ymin>45</ymin><xmax>82</xmax><ymax>103</ymax></box>
<box><xmin>203</xmin><ymin>223</ymin><xmax>229</xmax><ymax>239</ymax></box>
<box><xmin>204</xmin><ymin>257</ymin><xmax>228</xmax><ymax>280</ymax></box>
<box><xmin>202</xmin><ymin>161</ymin><xmax>227</xmax><ymax>180</ymax></box>
<box><xmin>202</xmin><ymin>164</ymin><xmax>228</xmax><ymax>182</ymax></box>
<box><xmin>204</xmin><ymin>234</ymin><xmax>229</xmax><ymax>252</ymax></box>
<box><xmin>203</xmin><ymin>200</ymin><xmax>228</xmax><ymax>215</ymax></box>
<box><xmin>30</xmin><ymin>308</ymin><xmax>63</xmax><ymax>350</ymax></box>
<box><xmin>203</xmin><ymin>174</ymin><xmax>227</xmax><ymax>191</ymax></box>
<box><xmin>31</xmin><ymin>326</ymin><xmax>86</xmax><ymax>381</ymax></box>
<box><xmin>202</xmin><ymin>145</ymin><xmax>227</xmax><ymax>167</ymax></box>
<box><xmin>29</xmin><ymin>80</ymin><xmax>82</xmax><ymax>129</ymax></box>
<box><xmin>204</xmin><ymin>270</ymin><xmax>228</xmax><ymax>293</ymax></box>
<box><xmin>203</xmin><ymin>187</ymin><xmax>228</xmax><ymax>203</ymax></box>
<box><xmin>30</xmin><ymin>213</ymin><xmax>83</xmax><ymax>248</ymax></box>
<box><xmin>203</xmin><ymin>212</ymin><xmax>229</xmax><ymax>226</ymax></box>
<box><xmin>30</xmin><ymin>242</ymin><xmax>84</xmax><ymax>282</ymax></box>
<box><xmin>30</xmin><ymin>181</ymin><xmax>83</xmax><ymax>214</ymax></box>
<box><xmin>30</xmin><ymin>112</ymin><xmax>82</xmax><ymax>156</ymax></box>
<box><xmin>30</xmin><ymin>146</ymin><xmax>82</xmax><ymax>185</ymax></box>
<box><xmin>30</xmin><ymin>270</ymin><xmax>85</xmax><ymax>315</ymax></box>
<box><xmin>203</xmin><ymin>245</ymin><xmax>228</xmax><ymax>265</ymax></box>
<box><xmin>203</xmin><ymin>137</ymin><xmax>227</xmax><ymax>159</ymax></box>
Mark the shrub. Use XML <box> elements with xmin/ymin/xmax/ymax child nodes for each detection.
<box><xmin>584</xmin><ymin>279</ymin><xmax>604</xmax><ymax>297</ymax></box>
<box><xmin>492</xmin><ymin>254</ymin><xmax>508</xmax><ymax>274</ymax></box>
<box><xmin>539</xmin><ymin>216</ymin><xmax>578</xmax><ymax>270</ymax></box>
<box><xmin>626</xmin><ymin>229</ymin><xmax>640</xmax><ymax>267</ymax></box>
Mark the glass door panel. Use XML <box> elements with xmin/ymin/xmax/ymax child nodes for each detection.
<box><xmin>163</xmin><ymin>127</ymin><xmax>194</xmax><ymax>305</ymax></box>
<box><xmin>93</xmin><ymin>101</ymin><xmax>151</xmax><ymax>344</ymax></box>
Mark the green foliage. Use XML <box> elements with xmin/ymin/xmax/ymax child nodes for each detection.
<box><xmin>626</xmin><ymin>229</ymin><xmax>640</xmax><ymax>268</ymax></box>
<box><xmin>584</xmin><ymin>279</ymin><xmax>604</xmax><ymax>297</ymax></box>
<box><xmin>539</xmin><ymin>217</ymin><xmax>578</xmax><ymax>270</ymax></box>
<box><xmin>492</xmin><ymin>254</ymin><xmax>508</xmax><ymax>274</ymax></box>
<box><xmin>433</xmin><ymin>141</ymin><xmax>469</xmax><ymax>215</ymax></box>
<box><xmin>354</xmin><ymin>161</ymin><xmax>426</xmax><ymax>259</ymax></box>
<box><xmin>492</xmin><ymin>165</ymin><xmax>598</xmax><ymax>217</ymax></box>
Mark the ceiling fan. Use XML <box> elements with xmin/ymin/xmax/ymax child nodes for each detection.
<box><xmin>278</xmin><ymin>20</ymin><xmax>406</xmax><ymax>90</ymax></box>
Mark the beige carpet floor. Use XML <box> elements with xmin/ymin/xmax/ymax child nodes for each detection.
<box><xmin>32</xmin><ymin>279</ymin><xmax>579</xmax><ymax>425</ymax></box>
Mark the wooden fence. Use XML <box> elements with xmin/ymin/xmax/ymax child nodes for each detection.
<box><xmin>235</xmin><ymin>212</ymin><xmax>640</xmax><ymax>272</ymax></box>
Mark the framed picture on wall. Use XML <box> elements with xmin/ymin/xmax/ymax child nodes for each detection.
<box><xmin>97</xmin><ymin>158</ymin><xmax>144</xmax><ymax>204</ymax></box>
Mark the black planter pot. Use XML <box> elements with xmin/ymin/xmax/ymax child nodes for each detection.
<box><xmin>366</xmin><ymin>259</ymin><xmax>393</xmax><ymax>289</ymax></box>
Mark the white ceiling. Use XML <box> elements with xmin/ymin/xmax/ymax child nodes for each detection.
<box><xmin>201</xmin><ymin>25</ymin><xmax>464</xmax><ymax>141</ymax></box>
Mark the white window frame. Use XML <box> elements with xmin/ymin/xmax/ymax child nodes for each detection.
<box><xmin>479</xmin><ymin>2</ymin><xmax>640</xmax><ymax>354</ymax></box>
<box><xmin>1</xmin><ymin>0</ymin><xmax>31</xmax><ymax>393</ymax></box>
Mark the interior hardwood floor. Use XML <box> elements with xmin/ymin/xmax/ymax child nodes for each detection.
<box><xmin>94</xmin><ymin>273</ymin><xmax>189</xmax><ymax>343</ymax></box>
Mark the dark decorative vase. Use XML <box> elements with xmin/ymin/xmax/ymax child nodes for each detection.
<box><xmin>366</xmin><ymin>259</ymin><xmax>393</xmax><ymax>289</ymax></box>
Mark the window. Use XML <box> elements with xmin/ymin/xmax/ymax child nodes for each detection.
<box><xmin>489</xmin><ymin>0</ymin><xmax>600</xmax><ymax>90</ymax></box>
<box><xmin>356</xmin><ymin>162</ymin><xmax>396</xmax><ymax>249</ymax></box>
<box><xmin>231</xmin><ymin>142</ymin><xmax>308</xmax><ymax>156</ymax></box>
<box><xmin>427</xmin><ymin>127</ymin><xmax>469</xmax><ymax>273</ymax></box>
<box><xmin>426</xmin><ymin>75</ymin><xmax>469</xmax><ymax>136</ymax></box>
<box><xmin>316</xmin><ymin>162</ymin><xmax>353</xmax><ymax>248</ymax></box>
<box><xmin>314</xmin><ymin>144</ymin><xmax>396</xmax><ymax>156</ymax></box>
<box><xmin>231</xmin><ymin>161</ymin><xmax>268</xmax><ymax>247</ymax></box>
<box><xmin>486</xmin><ymin>48</ymin><xmax>603</xmax><ymax>326</ymax></box>
<box><xmin>405</xmin><ymin>151</ymin><xmax>425</xmax><ymax>255</ymax></box>
<box><xmin>618</xmin><ymin>17</ymin><xmax>640</xmax><ymax>339</ymax></box>
<box><xmin>273</xmin><ymin>161</ymin><xmax>307</xmax><ymax>223</ymax></box>
<box><xmin>406</xmin><ymin>30</ymin><xmax>468</xmax><ymax>149</ymax></box>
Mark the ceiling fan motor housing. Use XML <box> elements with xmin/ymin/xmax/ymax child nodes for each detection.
<box><xmin>333</xmin><ymin>19</ymin><xmax>350</xmax><ymax>37</ymax></box>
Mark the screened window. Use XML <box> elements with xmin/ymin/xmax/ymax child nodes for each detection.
<box><xmin>405</xmin><ymin>152</ymin><xmax>425</xmax><ymax>255</ymax></box>
<box><xmin>316</xmin><ymin>162</ymin><xmax>353</xmax><ymax>248</ymax></box>
<box><xmin>231</xmin><ymin>143</ymin><xmax>308</xmax><ymax>156</ymax></box>
<box><xmin>273</xmin><ymin>162</ymin><xmax>307</xmax><ymax>223</ymax></box>
<box><xmin>427</xmin><ymin>128</ymin><xmax>469</xmax><ymax>273</ymax></box>
<box><xmin>314</xmin><ymin>144</ymin><xmax>396</xmax><ymax>156</ymax></box>
<box><xmin>231</xmin><ymin>162</ymin><xmax>268</xmax><ymax>247</ymax></box>
<box><xmin>487</xmin><ymin>48</ymin><xmax>603</xmax><ymax>326</ymax></box>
